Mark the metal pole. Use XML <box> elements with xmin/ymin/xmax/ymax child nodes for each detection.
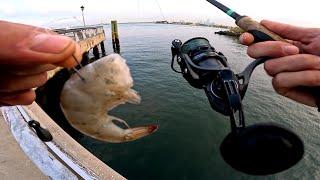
<box><xmin>81</xmin><ymin>6</ymin><xmax>86</xmax><ymax>27</ymax></box>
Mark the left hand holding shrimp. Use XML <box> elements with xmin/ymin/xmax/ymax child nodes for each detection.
<box><xmin>0</xmin><ymin>20</ymin><xmax>82</xmax><ymax>106</ymax></box>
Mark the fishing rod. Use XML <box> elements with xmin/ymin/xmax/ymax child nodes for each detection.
<box><xmin>206</xmin><ymin>0</ymin><xmax>285</xmax><ymax>42</ymax></box>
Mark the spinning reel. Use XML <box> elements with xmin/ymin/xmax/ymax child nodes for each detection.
<box><xmin>171</xmin><ymin>37</ymin><xmax>304</xmax><ymax>175</ymax></box>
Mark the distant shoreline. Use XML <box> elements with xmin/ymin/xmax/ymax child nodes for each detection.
<box><xmin>99</xmin><ymin>21</ymin><xmax>230</xmax><ymax>28</ymax></box>
<box><xmin>154</xmin><ymin>21</ymin><xmax>243</xmax><ymax>37</ymax></box>
<box><xmin>97</xmin><ymin>21</ymin><xmax>243</xmax><ymax>37</ymax></box>
<box><xmin>154</xmin><ymin>20</ymin><xmax>231</xmax><ymax>29</ymax></box>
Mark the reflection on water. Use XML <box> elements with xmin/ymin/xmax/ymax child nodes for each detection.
<box><xmin>78</xmin><ymin>24</ymin><xmax>320</xmax><ymax>180</ymax></box>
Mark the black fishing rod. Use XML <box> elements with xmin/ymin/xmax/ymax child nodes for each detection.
<box><xmin>206</xmin><ymin>0</ymin><xmax>285</xmax><ymax>42</ymax></box>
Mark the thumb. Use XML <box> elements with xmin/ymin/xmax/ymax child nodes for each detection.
<box><xmin>239</xmin><ymin>32</ymin><xmax>255</xmax><ymax>45</ymax></box>
<box><xmin>0</xmin><ymin>21</ymin><xmax>81</xmax><ymax>67</ymax></box>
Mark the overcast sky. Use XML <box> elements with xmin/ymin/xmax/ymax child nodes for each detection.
<box><xmin>1</xmin><ymin>0</ymin><xmax>320</xmax><ymax>28</ymax></box>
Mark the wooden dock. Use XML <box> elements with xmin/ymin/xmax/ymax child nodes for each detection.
<box><xmin>47</xmin><ymin>26</ymin><xmax>107</xmax><ymax>79</ymax></box>
<box><xmin>54</xmin><ymin>26</ymin><xmax>106</xmax><ymax>53</ymax></box>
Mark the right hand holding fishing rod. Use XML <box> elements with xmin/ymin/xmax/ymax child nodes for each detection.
<box><xmin>0</xmin><ymin>20</ymin><xmax>82</xmax><ymax>106</ymax></box>
<box><xmin>239</xmin><ymin>20</ymin><xmax>320</xmax><ymax>107</ymax></box>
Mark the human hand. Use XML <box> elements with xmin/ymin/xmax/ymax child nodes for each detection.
<box><xmin>239</xmin><ymin>20</ymin><xmax>320</xmax><ymax>107</ymax></box>
<box><xmin>0</xmin><ymin>20</ymin><xmax>82</xmax><ymax>106</ymax></box>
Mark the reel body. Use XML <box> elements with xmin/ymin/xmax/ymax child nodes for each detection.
<box><xmin>172</xmin><ymin>38</ymin><xmax>241</xmax><ymax>116</ymax></box>
<box><xmin>171</xmin><ymin>37</ymin><xmax>304</xmax><ymax>175</ymax></box>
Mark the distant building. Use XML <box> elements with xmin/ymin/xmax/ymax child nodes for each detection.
<box><xmin>155</xmin><ymin>21</ymin><xmax>169</xmax><ymax>24</ymax></box>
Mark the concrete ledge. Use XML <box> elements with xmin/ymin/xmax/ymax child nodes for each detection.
<box><xmin>0</xmin><ymin>113</ymin><xmax>47</xmax><ymax>179</ymax></box>
<box><xmin>2</xmin><ymin>103</ymin><xmax>125</xmax><ymax>180</ymax></box>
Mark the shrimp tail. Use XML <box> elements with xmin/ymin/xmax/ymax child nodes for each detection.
<box><xmin>123</xmin><ymin>125</ymin><xmax>159</xmax><ymax>142</ymax></box>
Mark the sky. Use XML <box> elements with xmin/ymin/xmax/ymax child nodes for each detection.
<box><xmin>1</xmin><ymin>0</ymin><xmax>320</xmax><ymax>28</ymax></box>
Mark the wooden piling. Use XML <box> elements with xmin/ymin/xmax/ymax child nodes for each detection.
<box><xmin>100</xmin><ymin>41</ymin><xmax>106</xmax><ymax>57</ymax></box>
<box><xmin>81</xmin><ymin>52</ymin><xmax>90</xmax><ymax>66</ymax></box>
<box><xmin>93</xmin><ymin>45</ymin><xmax>100</xmax><ymax>60</ymax></box>
<box><xmin>111</xmin><ymin>20</ymin><xmax>120</xmax><ymax>54</ymax></box>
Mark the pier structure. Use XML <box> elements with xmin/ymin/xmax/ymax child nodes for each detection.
<box><xmin>46</xmin><ymin>26</ymin><xmax>107</xmax><ymax>79</ymax></box>
<box><xmin>54</xmin><ymin>26</ymin><xmax>106</xmax><ymax>64</ymax></box>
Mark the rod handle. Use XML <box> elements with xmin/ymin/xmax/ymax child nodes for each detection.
<box><xmin>236</xmin><ymin>16</ymin><xmax>286</xmax><ymax>42</ymax></box>
<box><xmin>236</xmin><ymin>16</ymin><xmax>320</xmax><ymax>111</ymax></box>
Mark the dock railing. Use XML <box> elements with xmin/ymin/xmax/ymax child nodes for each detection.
<box><xmin>54</xmin><ymin>26</ymin><xmax>106</xmax><ymax>53</ymax></box>
<box><xmin>46</xmin><ymin>26</ymin><xmax>107</xmax><ymax>79</ymax></box>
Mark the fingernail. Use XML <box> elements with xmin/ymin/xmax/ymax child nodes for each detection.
<box><xmin>264</xmin><ymin>61</ymin><xmax>274</xmax><ymax>75</ymax></box>
<box><xmin>54</xmin><ymin>43</ymin><xmax>82</xmax><ymax>67</ymax></box>
<box><xmin>239</xmin><ymin>34</ymin><xmax>246</xmax><ymax>44</ymax></box>
<box><xmin>283</xmin><ymin>45</ymin><xmax>299</xmax><ymax>55</ymax></box>
<box><xmin>30</xmin><ymin>34</ymin><xmax>72</xmax><ymax>53</ymax></box>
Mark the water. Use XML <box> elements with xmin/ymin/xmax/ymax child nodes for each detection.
<box><xmin>79</xmin><ymin>23</ymin><xmax>320</xmax><ymax>179</ymax></box>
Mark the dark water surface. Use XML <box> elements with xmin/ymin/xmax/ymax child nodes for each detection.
<box><xmin>80</xmin><ymin>24</ymin><xmax>320</xmax><ymax>180</ymax></box>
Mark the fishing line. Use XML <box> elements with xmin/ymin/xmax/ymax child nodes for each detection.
<box><xmin>154</xmin><ymin>0</ymin><xmax>166</xmax><ymax>21</ymax></box>
<box><xmin>41</xmin><ymin>16</ymin><xmax>83</xmax><ymax>29</ymax></box>
<box><xmin>136</xmin><ymin>0</ymin><xmax>167</xmax><ymax>21</ymax></box>
<box><xmin>137</xmin><ymin>0</ymin><xmax>141</xmax><ymax>19</ymax></box>
<box><xmin>29</xmin><ymin>17</ymin><xmax>85</xmax><ymax>80</ymax></box>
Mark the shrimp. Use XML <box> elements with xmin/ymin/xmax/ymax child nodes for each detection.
<box><xmin>60</xmin><ymin>54</ymin><xmax>158</xmax><ymax>143</ymax></box>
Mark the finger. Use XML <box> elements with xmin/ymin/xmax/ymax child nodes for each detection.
<box><xmin>0</xmin><ymin>89</ymin><xmax>36</xmax><ymax>106</ymax></box>
<box><xmin>0</xmin><ymin>21</ymin><xmax>80</xmax><ymax>67</ymax></box>
<box><xmin>283</xmin><ymin>39</ymin><xmax>305</xmax><ymax>53</ymax></box>
<box><xmin>0</xmin><ymin>72</ymin><xmax>47</xmax><ymax>92</ymax></box>
<box><xmin>54</xmin><ymin>42</ymin><xmax>82</xmax><ymax>67</ymax></box>
<box><xmin>276</xmin><ymin>87</ymin><xmax>316</xmax><ymax>107</ymax></box>
<box><xmin>0</xmin><ymin>64</ymin><xmax>57</xmax><ymax>76</ymax></box>
<box><xmin>16</xmin><ymin>35</ymin><xmax>80</xmax><ymax>67</ymax></box>
<box><xmin>271</xmin><ymin>71</ymin><xmax>320</xmax><ymax>107</ymax></box>
<box><xmin>239</xmin><ymin>32</ymin><xmax>255</xmax><ymax>45</ymax></box>
<box><xmin>0</xmin><ymin>20</ymin><xmax>51</xmax><ymax>35</ymax></box>
<box><xmin>264</xmin><ymin>54</ymin><xmax>320</xmax><ymax>76</ymax></box>
<box><xmin>247</xmin><ymin>41</ymin><xmax>299</xmax><ymax>59</ymax></box>
<box><xmin>272</xmin><ymin>71</ymin><xmax>320</xmax><ymax>97</ymax></box>
<box><xmin>261</xmin><ymin>20</ymin><xmax>315</xmax><ymax>43</ymax></box>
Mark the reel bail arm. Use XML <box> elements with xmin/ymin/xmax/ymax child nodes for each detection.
<box><xmin>216</xmin><ymin>70</ymin><xmax>246</xmax><ymax>133</ymax></box>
